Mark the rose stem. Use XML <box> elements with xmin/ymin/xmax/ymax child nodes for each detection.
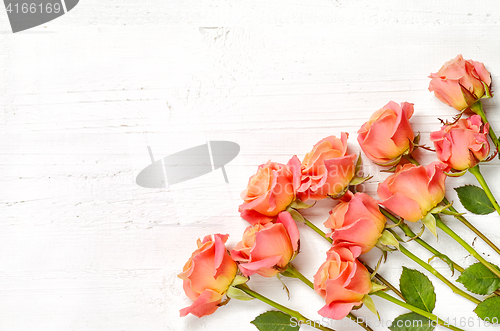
<box><xmin>372</xmin><ymin>291</ymin><xmax>465</xmax><ymax>331</ymax></box>
<box><xmin>234</xmin><ymin>284</ymin><xmax>336</xmax><ymax>331</ymax></box>
<box><xmin>301</xmin><ymin>216</ymin><xmax>404</xmax><ymax>300</ymax></box>
<box><xmin>380</xmin><ymin>207</ymin><xmax>463</xmax><ymax>272</ymax></box>
<box><xmin>468</xmin><ymin>165</ymin><xmax>500</xmax><ymax>216</ymax></box>
<box><xmin>435</xmin><ymin>214</ymin><xmax>500</xmax><ymax>278</ymax></box>
<box><xmin>387</xmin><ymin>229</ymin><xmax>481</xmax><ymax>304</ymax></box>
<box><xmin>470</xmin><ymin>100</ymin><xmax>500</xmax><ymax>153</ymax></box>
<box><xmin>381</xmin><ymin>207</ymin><xmax>500</xmax><ymax>297</ymax></box>
<box><xmin>362</xmin><ymin>263</ymin><xmax>405</xmax><ymax>300</ymax></box>
<box><xmin>284</xmin><ymin>264</ymin><xmax>374</xmax><ymax>331</ymax></box>
<box><xmin>442</xmin><ymin>197</ymin><xmax>500</xmax><ymax>256</ymax></box>
<box><xmin>404</xmin><ymin>155</ymin><xmax>500</xmax><ymax>256</ymax></box>
<box><xmin>302</xmin><ymin>216</ymin><xmax>333</xmax><ymax>242</ymax></box>
<box><xmin>299</xmin><ymin>216</ymin><xmax>476</xmax><ymax>325</ymax></box>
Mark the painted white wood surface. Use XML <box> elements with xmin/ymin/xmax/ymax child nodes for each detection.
<box><xmin>1</xmin><ymin>1</ymin><xmax>500</xmax><ymax>330</ymax></box>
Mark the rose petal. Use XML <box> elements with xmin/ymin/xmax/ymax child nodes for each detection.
<box><xmin>238</xmin><ymin>255</ymin><xmax>282</xmax><ymax>277</ymax></box>
<box><xmin>318</xmin><ymin>302</ymin><xmax>360</xmax><ymax>320</ymax></box>
<box><xmin>179</xmin><ymin>289</ymin><xmax>223</xmax><ymax>318</ymax></box>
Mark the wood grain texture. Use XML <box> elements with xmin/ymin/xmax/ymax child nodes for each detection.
<box><xmin>1</xmin><ymin>1</ymin><xmax>500</xmax><ymax>330</ymax></box>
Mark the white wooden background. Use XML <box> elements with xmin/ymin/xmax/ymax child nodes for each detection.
<box><xmin>2</xmin><ymin>1</ymin><xmax>500</xmax><ymax>330</ymax></box>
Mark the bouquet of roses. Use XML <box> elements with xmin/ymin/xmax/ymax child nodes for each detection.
<box><xmin>177</xmin><ymin>55</ymin><xmax>500</xmax><ymax>331</ymax></box>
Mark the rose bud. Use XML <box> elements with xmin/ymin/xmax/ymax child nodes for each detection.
<box><xmin>324</xmin><ymin>191</ymin><xmax>386</xmax><ymax>254</ymax></box>
<box><xmin>298</xmin><ymin>133</ymin><xmax>357</xmax><ymax>200</ymax></box>
<box><xmin>314</xmin><ymin>243</ymin><xmax>371</xmax><ymax>320</ymax></box>
<box><xmin>357</xmin><ymin>101</ymin><xmax>415</xmax><ymax>166</ymax></box>
<box><xmin>239</xmin><ymin>160</ymin><xmax>298</xmax><ymax>225</ymax></box>
<box><xmin>231</xmin><ymin>211</ymin><xmax>300</xmax><ymax>277</ymax></box>
<box><xmin>430</xmin><ymin>115</ymin><xmax>490</xmax><ymax>171</ymax></box>
<box><xmin>178</xmin><ymin>234</ymin><xmax>238</xmax><ymax>317</ymax></box>
<box><xmin>378</xmin><ymin>162</ymin><xmax>447</xmax><ymax>223</ymax></box>
<box><xmin>429</xmin><ymin>55</ymin><xmax>492</xmax><ymax>111</ymax></box>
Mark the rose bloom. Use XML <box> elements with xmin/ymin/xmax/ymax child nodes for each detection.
<box><xmin>324</xmin><ymin>191</ymin><xmax>386</xmax><ymax>254</ymax></box>
<box><xmin>357</xmin><ymin>101</ymin><xmax>415</xmax><ymax>166</ymax></box>
<box><xmin>429</xmin><ymin>55</ymin><xmax>492</xmax><ymax>111</ymax></box>
<box><xmin>314</xmin><ymin>243</ymin><xmax>371</xmax><ymax>320</ymax></box>
<box><xmin>430</xmin><ymin>115</ymin><xmax>490</xmax><ymax>171</ymax></box>
<box><xmin>239</xmin><ymin>159</ymin><xmax>298</xmax><ymax>225</ymax></box>
<box><xmin>231</xmin><ymin>211</ymin><xmax>300</xmax><ymax>277</ymax></box>
<box><xmin>298</xmin><ymin>133</ymin><xmax>357</xmax><ymax>200</ymax></box>
<box><xmin>378</xmin><ymin>162</ymin><xmax>447</xmax><ymax>222</ymax></box>
<box><xmin>178</xmin><ymin>234</ymin><xmax>238</xmax><ymax>317</ymax></box>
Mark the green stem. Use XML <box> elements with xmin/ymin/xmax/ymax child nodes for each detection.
<box><xmin>436</xmin><ymin>215</ymin><xmax>500</xmax><ymax>279</ymax></box>
<box><xmin>470</xmin><ymin>100</ymin><xmax>500</xmax><ymax>153</ymax></box>
<box><xmin>392</xmin><ymin>233</ymin><xmax>481</xmax><ymax>304</ymax></box>
<box><xmin>302</xmin><ymin>216</ymin><xmax>333</xmax><ymax>244</ymax></box>
<box><xmin>284</xmin><ymin>264</ymin><xmax>374</xmax><ymax>331</ymax></box>
<box><xmin>442</xmin><ymin>196</ymin><xmax>500</xmax><ymax>256</ymax></box>
<box><xmin>372</xmin><ymin>292</ymin><xmax>465</xmax><ymax>331</ymax></box>
<box><xmin>380</xmin><ymin>208</ymin><xmax>464</xmax><ymax>273</ymax></box>
<box><xmin>403</xmin><ymin>154</ymin><xmax>420</xmax><ymax>165</ymax></box>
<box><xmin>362</xmin><ymin>262</ymin><xmax>405</xmax><ymax>300</ymax></box>
<box><xmin>383</xmin><ymin>205</ymin><xmax>500</xmax><ymax>297</ymax></box>
<box><xmin>235</xmin><ymin>285</ymin><xmax>335</xmax><ymax>331</ymax></box>
<box><xmin>468</xmin><ymin>165</ymin><xmax>500</xmax><ymax>216</ymax></box>
<box><xmin>284</xmin><ymin>264</ymin><xmax>315</xmax><ymax>289</ymax></box>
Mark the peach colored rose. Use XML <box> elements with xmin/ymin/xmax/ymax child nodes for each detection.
<box><xmin>378</xmin><ymin>162</ymin><xmax>447</xmax><ymax>223</ymax></box>
<box><xmin>357</xmin><ymin>101</ymin><xmax>415</xmax><ymax>166</ymax></box>
<box><xmin>429</xmin><ymin>55</ymin><xmax>492</xmax><ymax>111</ymax></box>
<box><xmin>314</xmin><ymin>243</ymin><xmax>371</xmax><ymax>320</ymax></box>
<box><xmin>231</xmin><ymin>211</ymin><xmax>300</xmax><ymax>277</ymax></box>
<box><xmin>430</xmin><ymin>115</ymin><xmax>490</xmax><ymax>171</ymax></box>
<box><xmin>239</xmin><ymin>159</ymin><xmax>299</xmax><ymax>225</ymax></box>
<box><xmin>324</xmin><ymin>191</ymin><xmax>386</xmax><ymax>254</ymax></box>
<box><xmin>298</xmin><ymin>133</ymin><xmax>357</xmax><ymax>200</ymax></box>
<box><xmin>178</xmin><ymin>234</ymin><xmax>238</xmax><ymax>317</ymax></box>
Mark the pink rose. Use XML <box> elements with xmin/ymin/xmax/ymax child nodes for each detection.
<box><xmin>324</xmin><ymin>192</ymin><xmax>386</xmax><ymax>254</ymax></box>
<box><xmin>378</xmin><ymin>162</ymin><xmax>447</xmax><ymax>222</ymax></box>
<box><xmin>430</xmin><ymin>115</ymin><xmax>490</xmax><ymax>171</ymax></box>
<box><xmin>429</xmin><ymin>55</ymin><xmax>492</xmax><ymax>111</ymax></box>
<box><xmin>314</xmin><ymin>244</ymin><xmax>371</xmax><ymax>320</ymax></box>
<box><xmin>231</xmin><ymin>211</ymin><xmax>300</xmax><ymax>277</ymax></box>
<box><xmin>357</xmin><ymin>101</ymin><xmax>415</xmax><ymax>166</ymax></box>
<box><xmin>239</xmin><ymin>159</ymin><xmax>299</xmax><ymax>225</ymax></box>
<box><xmin>178</xmin><ymin>234</ymin><xmax>238</xmax><ymax>317</ymax></box>
<box><xmin>298</xmin><ymin>133</ymin><xmax>357</xmax><ymax>200</ymax></box>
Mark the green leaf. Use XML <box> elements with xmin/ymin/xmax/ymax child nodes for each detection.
<box><xmin>231</xmin><ymin>275</ymin><xmax>249</xmax><ymax>286</ymax></box>
<box><xmin>349</xmin><ymin>175</ymin><xmax>373</xmax><ymax>186</ymax></box>
<box><xmin>378</xmin><ymin>230</ymin><xmax>400</xmax><ymax>248</ymax></box>
<box><xmin>474</xmin><ymin>297</ymin><xmax>500</xmax><ymax>324</ymax></box>
<box><xmin>363</xmin><ymin>295</ymin><xmax>380</xmax><ymax>320</ymax></box>
<box><xmin>286</xmin><ymin>209</ymin><xmax>305</xmax><ymax>223</ymax></box>
<box><xmin>389</xmin><ymin>312</ymin><xmax>436</xmax><ymax>331</ymax></box>
<box><xmin>444</xmin><ymin>169</ymin><xmax>467</xmax><ymax>177</ymax></box>
<box><xmin>422</xmin><ymin>213</ymin><xmax>438</xmax><ymax>239</ymax></box>
<box><xmin>400</xmin><ymin>267</ymin><xmax>436</xmax><ymax>313</ymax></box>
<box><xmin>287</xmin><ymin>200</ymin><xmax>315</xmax><ymax>210</ymax></box>
<box><xmin>413</xmin><ymin>132</ymin><xmax>421</xmax><ymax>146</ymax></box>
<box><xmin>355</xmin><ymin>153</ymin><xmax>363</xmax><ymax>173</ymax></box>
<box><xmin>428</xmin><ymin>254</ymin><xmax>455</xmax><ymax>276</ymax></box>
<box><xmin>455</xmin><ymin>185</ymin><xmax>495</xmax><ymax>215</ymax></box>
<box><xmin>251</xmin><ymin>311</ymin><xmax>300</xmax><ymax>331</ymax></box>
<box><xmin>369</xmin><ymin>281</ymin><xmax>387</xmax><ymax>293</ymax></box>
<box><xmin>428</xmin><ymin>202</ymin><xmax>452</xmax><ymax>215</ymax></box>
<box><xmin>457</xmin><ymin>262</ymin><xmax>500</xmax><ymax>295</ymax></box>
<box><xmin>226</xmin><ymin>286</ymin><xmax>254</xmax><ymax>301</ymax></box>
